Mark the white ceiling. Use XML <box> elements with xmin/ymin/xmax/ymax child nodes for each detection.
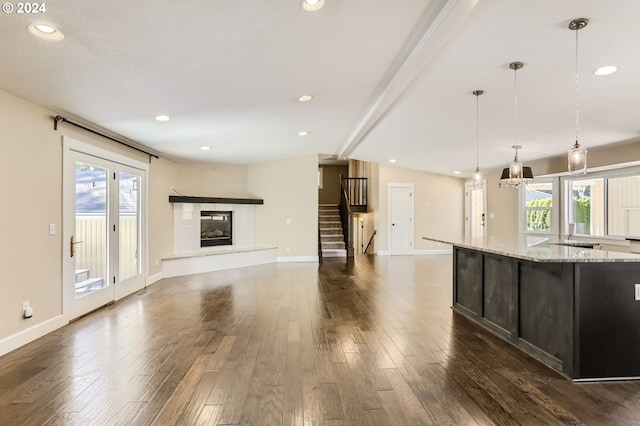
<box><xmin>2</xmin><ymin>0</ymin><xmax>639</xmax><ymax>177</ymax></box>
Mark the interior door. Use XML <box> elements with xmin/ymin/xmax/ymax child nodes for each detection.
<box><xmin>63</xmin><ymin>151</ymin><xmax>114</xmax><ymax>319</ymax></box>
<box><xmin>63</xmin><ymin>144</ymin><xmax>146</xmax><ymax>319</ymax></box>
<box><xmin>465</xmin><ymin>181</ymin><xmax>487</xmax><ymax>238</ymax></box>
<box><xmin>389</xmin><ymin>184</ymin><xmax>414</xmax><ymax>255</ymax></box>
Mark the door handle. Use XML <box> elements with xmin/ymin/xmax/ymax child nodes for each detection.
<box><xmin>70</xmin><ymin>235</ymin><xmax>84</xmax><ymax>257</ymax></box>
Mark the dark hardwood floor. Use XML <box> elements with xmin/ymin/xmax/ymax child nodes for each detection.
<box><xmin>1</xmin><ymin>255</ymin><xmax>640</xmax><ymax>425</ymax></box>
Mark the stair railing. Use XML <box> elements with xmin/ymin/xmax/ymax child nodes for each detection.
<box><xmin>341</xmin><ymin>177</ymin><xmax>367</xmax><ymax>210</ymax></box>
<box><xmin>339</xmin><ymin>175</ymin><xmax>354</xmax><ymax>257</ymax></box>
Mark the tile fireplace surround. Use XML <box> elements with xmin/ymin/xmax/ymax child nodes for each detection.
<box><xmin>162</xmin><ymin>196</ymin><xmax>277</xmax><ymax>277</ymax></box>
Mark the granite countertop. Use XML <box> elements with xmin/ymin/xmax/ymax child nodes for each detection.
<box><xmin>423</xmin><ymin>235</ymin><xmax>640</xmax><ymax>263</ymax></box>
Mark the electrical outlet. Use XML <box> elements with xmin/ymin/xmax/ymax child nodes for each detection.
<box><xmin>635</xmin><ymin>284</ymin><xmax>640</xmax><ymax>301</ymax></box>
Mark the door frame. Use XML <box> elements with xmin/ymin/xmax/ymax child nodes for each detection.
<box><xmin>62</xmin><ymin>136</ymin><xmax>149</xmax><ymax>320</ymax></box>
<box><xmin>388</xmin><ymin>183</ymin><xmax>415</xmax><ymax>255</ymax></box>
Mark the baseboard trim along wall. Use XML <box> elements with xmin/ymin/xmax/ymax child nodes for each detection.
<box><xmin>146</xmin><ymin>272</ymin><xmax>164</xmax><ymax>286</ymax></box>
<box><xmin>0</xmin><ymin>314</ymin><xmax>68</xmax><ymax>357</ymax></box>
<box><xmin>277</xmin><ymin>256</ymin><xmax>319</xmax><ymax>263</ymax></box>
<box><xmin>376</xmin><ymin>249</ymin><xmax>452</xmax><ymax>256</ymax></box>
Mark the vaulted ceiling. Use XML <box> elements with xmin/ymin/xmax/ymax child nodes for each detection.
<box><xmin>2</xmin><ymin>0</ymin><xmax>639</xmax><ymax>176</ymax></box>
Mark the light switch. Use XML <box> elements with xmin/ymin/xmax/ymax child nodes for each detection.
<box><xmin>286</xmin><ymin>218</ymin><xmax>292</xmax><ymax>225</ymax></box>
<box><xmin>49</xmin><ymin>224</ymin><xmax>56</xmax><ymax>236</ymax></box>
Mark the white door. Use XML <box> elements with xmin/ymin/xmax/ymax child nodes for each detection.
<box><xmin>389</xmin><ymin>184</ymin><xmax>414</xmax><ymax>255</ymax></box>
<box><xmin>63</xmin><ymin>142</ymin><xmax>146</xmax><ymax>320</ymax></box>
<box><xmin>465</xmin><ymin>181</ymin><xmax>486</xmax><ymax>238</ymax></box>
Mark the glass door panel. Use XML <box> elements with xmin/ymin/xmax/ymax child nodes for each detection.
<box><xmin>118</xmin><ymin>171</ymin><xmax>140</xmax><ymax>281</ymax></box>
<box><xmin>74</xmin><ymin>161</ymin><xmax>109</xmax><ymax>298</ymax></box>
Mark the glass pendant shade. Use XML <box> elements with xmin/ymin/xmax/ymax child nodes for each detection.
<box><xmin>473</xmin><ymin>168</ymin><xmax>483</xmax><ymax>183</ymax></box>
<box><xmin>568</xmin><ymin>141</ymin><xmax>587</xmax><ymax>174</ymax></box>
<box><xmin>568</xmin><ymin>18</ymin><xmax>589</xmax><ymax>174</ymax></box>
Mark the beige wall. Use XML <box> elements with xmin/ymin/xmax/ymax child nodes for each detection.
<box><xmin>318</xmin><ymin>165</ymin><xmax>348</xmax><ymax>205</ymax></box>
<box><xmin>375</xmin><ymin>164</ymin><xmax>465</xmax><ymax>252</ymax></box>
<box><xmin>248</xmin><ymin>155</ymin><xmax>319</xmax><ymax>258</ymax></box>
<box><xmin>147</xmin><ymin>157</ymin><xmax>178</xmax><ymax>276</ymax></box>
<box><xmin>0</xmin><ymin>89</ymin><xmax>152</xmax><ymax>341</ymax></box>
<box><xmin>173</xmin><ymin>162</ymin><xmax>249</xmax><ymax>198</ymax></box>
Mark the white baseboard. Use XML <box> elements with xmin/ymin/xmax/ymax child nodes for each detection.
<box><xmin>146</xmin><ymin>271</ymin><xmax>164</xmax><ymax>286</ymax></box>
<box><xmin>376</xmin><ymin>249</ymin><xmax>452</xmax><ymax>256</ymax></box>
<box><xmin>0</xmin><ymin>314</ymin><xmax>68</xmax><ymax>357</ymax></box>
<box><xmin>277</xmin><ymin>256</ymin><xmax>319</xmax><ymax>263</ymax></box>
<box><xmin>413</xmin><ymin>249</ymin><xmax>453</xmax><ymax>255</ymax></box>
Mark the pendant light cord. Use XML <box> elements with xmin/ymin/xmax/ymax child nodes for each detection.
<box><xmin>476</xmin><ymin>93</ymin><xmax>480</xmax><ymax>169</ymax></box>
<box><xmin>575</xmin><ymin>25</ymin><xmax>580</xmax><ymax>144</ymax></box>
<box><xmin>514</xmin><ymin>65</ymin><xmax>519</xmax><ymax>161</ymax></box>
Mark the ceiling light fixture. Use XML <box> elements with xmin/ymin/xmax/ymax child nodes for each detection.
<box><xmin>472</xmin><ymin>89</ymin><xmax>484</xmax><ymax>185</ymax></box>
<box><xmin>568</xmin><ymin>18</ymin><xmax>589</xmax><ymax>175</ymax></box>
<box><xmin>389</xmin><ymin>159</ymin><xmax>396</xmax><ymax>163</ymax></box>
<box><xmin>500</xmin><ymin>62</ymin><xmax>534</xmax><ymax>188</ymax></box>
<box><xmin>155</xmin><ymin>115</ymin><xmax>170</xmax><ymax>122</ymax></box>
<box><xmin>594</xmin><ymin>65</ymin><xmax>617</xmax><ymax>76</ymax></box>
<box><xmin>298</xmin><ymin>131</ymin><xmax>308</xmax><ymax>136</ymax></box>
<box><xmin>453</xmin><ymin>171</ymin><xmax>461</xmax><ymax>175</ymax></box>
<box><xmin>200</xmin><ymin>146</ymin><xmax>211</xmax><ymax>151</ymax></box>
<box><xmin>26</xmin><ymin>23</ymin><xmax>64</xmax><ymax>41</ymax></box>
<box><xmin>301</xmin><ymin>0</ymin><xmax>325</xmax><ymax>12</ymax></box>
<box><xmin>298</xmin><ymin>95</ymin><xmax>313</xmax><ymax>102</ymax></box>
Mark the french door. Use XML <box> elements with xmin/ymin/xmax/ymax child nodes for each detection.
<box><xmin>63</xmin><ymin>139</ymin><xmax>146</xmax><ymax>320</ymax></box>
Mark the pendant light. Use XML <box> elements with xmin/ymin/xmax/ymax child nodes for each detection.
<box><xmin>500</xmin><ymin>61</ymin><xmax>534</xmax><ymax>188</ymax></box>
<box><xmin>568</xmin><ymin>18</ymin><xmax>589</xmax><ymax>175</ymax></box>
<box><xmin>472</xmin><ymin>89</ymin><xmax>484</xmax><ymax>185</ymax></box>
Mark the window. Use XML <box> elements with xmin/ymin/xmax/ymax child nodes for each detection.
<box><xmin>525</xmin><ymin>181</ymin><xmax>554</xmax><ymax>232</ymax></box>
<box><xmin>607</xmin><ymin>175</ymin><xmax>640</xmax><ymax>237</ymax></box>
<box><xmin>521</xmin><ymin>178</ymin><xmax>558</xmax><ymax>235</ymax></box>
<box><xmin>567</xmin><ymin>178</ymin><xmax>605</xmax><ymax>236</ymax></box>
<box><xmin>562</xmin><ymin>167</ymin><xmax>640</xmax><ymax>238</ymax></box>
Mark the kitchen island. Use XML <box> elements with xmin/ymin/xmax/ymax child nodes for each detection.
<box><xmin>424</xmin><ymin>235</ymin><xmax>640</xmax><ymax>381</ymax></box>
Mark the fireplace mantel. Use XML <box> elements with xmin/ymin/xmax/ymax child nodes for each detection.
<box><xmin>169</xmin><ymin>196</ymin><xmax>263</xmax><ymax>205</ymax></box>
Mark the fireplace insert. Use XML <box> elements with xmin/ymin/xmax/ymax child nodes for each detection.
<box><xmin>200</xmin><ymin>211</ymin><xmax>232</xmax><ymax>247</ymax></box>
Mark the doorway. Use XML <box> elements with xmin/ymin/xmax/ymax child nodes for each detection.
<box><xmin>465</xmin><ymin>181</ymin><xmax>487</xmax><ymax>238</ymax></box>
<box><xmin>389</xmin><ymin>183</ymin><xmax>414</xmax><ymax>255</ymax></box>
<box><xmin>63</xmin><ymin>138</ymin><xmax>147</xmax><ymax>320</ymax></box>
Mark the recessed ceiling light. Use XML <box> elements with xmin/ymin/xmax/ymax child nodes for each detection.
<box><xmin>155</xmin><ymin>115</ymin><xmax>170</xmax><ymax>122</ymax></box>
<box><xmin>298</xmin><ymin>131</ymin><xmax>308</xmax><ymax>136</ymax></box>
<box><xmin>594</xmin><ymin>65</ymin><xmax>618</xmax><ymax>76</ymax></box>
<box><xmin>453</xmin><ymin>171</ymin><xmax>461</xmax><ymax>175</ymax></box>
<box><xmin>389</xmin><ymin>159</ymin><xmax>396</xmax><ymax>163</ymax></box>
<box><xmin>200</xmin><ymin>146</ymin><xmax>211</xmax><ymax>151</ymax></box>
<box><xmin>301</xmin><ymin>0</ymin><xmax>325</xmax><ymax>11</ymax></box>
<box><xmin>298</xmin><ymin>95</ymin><xmax>313</xmax><ymax>102</ymax></box>
<box><xmin>26</xmin><ymin>23</ymin><xmax>64</xmax><ymax>41</ymax></box>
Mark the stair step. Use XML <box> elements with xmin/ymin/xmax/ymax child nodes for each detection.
<box><xmin>321</xmin><ymin>235</ymin><xmax>343</xmax><ymax>242</ymax></box>
<box><xmin>321</xmin><ymin>242</ymin><xmax>346</xmax><ymax>250</ymax></box>
<box><xmin>321</xmin><ymin>248</ymin><xmax>347</xmax><ymax>258</ymax></box>
<box><xmin>320</xmin><ymin>229</ymin><xmax>343</xmax><ymax>236</ymax></box>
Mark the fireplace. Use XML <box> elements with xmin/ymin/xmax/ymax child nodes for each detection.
<box><xmin>200</xmin><ymin>211</ymin><xmax>232</xmax><ymax>247</ymax></box>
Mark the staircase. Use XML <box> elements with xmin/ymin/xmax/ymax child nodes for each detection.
<box><xmin>319</xmin><ymin>204</ymin><xmax>346</xmax><ymax>258</ymax></box>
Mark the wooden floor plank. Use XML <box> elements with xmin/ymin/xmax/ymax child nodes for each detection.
<box><xmin>0</xmin><ymin>256</ymin><xmax>639</xmax><ymax>425</ymax></box>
